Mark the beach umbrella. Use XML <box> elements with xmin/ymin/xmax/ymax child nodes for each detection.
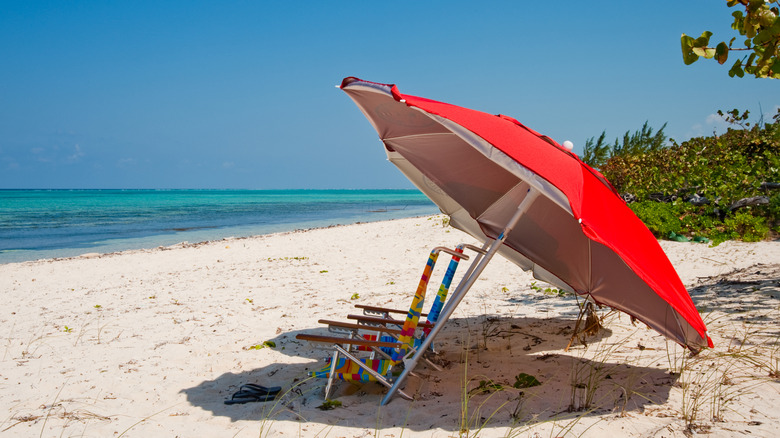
<box><xmin>339</xmin><ymin>77</ymin><xmax>712</xmax><ymax>404</ymax></box>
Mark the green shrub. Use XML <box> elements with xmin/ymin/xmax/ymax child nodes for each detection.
<box><xmin>767</xmin><ymin>193</ymin><xmax>780</xmax><ymax>232</ymax></box>
<box><xmin>677</xmin><ymin>203</ymin><xmax>719</xmax><ymax>235</ymax></box>
<box><xmin>724</xmin><ymin>210</ymin><xmax>770</xmax><ymax>242</ymax></box>
<box><xmin>597</xmin><ymin>108</ymin><xmax>779</xmax><ymax>242</ymax></box>
<box><xmin>628</xmin><ymin>201</ymin><xmax>681</xmax><ymax>238</ymax></box>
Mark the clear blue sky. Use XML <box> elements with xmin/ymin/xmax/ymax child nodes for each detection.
<box><xmin>1</xmin><ymin>1</ymin><xmax>777</xmax><ymax>189</ymax></box>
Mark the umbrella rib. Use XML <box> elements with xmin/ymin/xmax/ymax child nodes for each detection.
<box><xmin>383</xmin><ymin>132</ymin><xmax>458</xmax><ymax>142</ymax></box>
<box><xmin>588</xmin><ymin>239</ymin><xmax>592</xmax><ymax>294</ymax></box>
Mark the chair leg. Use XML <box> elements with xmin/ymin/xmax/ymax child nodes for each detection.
<box><xmin>330</xmin><ymin>345</ymin><xmax>414</xmax><ymax>400</ymax></box>
<box><xmin>423</xmin><ymin>355</ymin><xmax>443</xmax><ymax>372</ymax></box>
<box><xmin>324</xmin><ymin>349</ymin><xmax>340</xmax><ymax>400</ymax></box>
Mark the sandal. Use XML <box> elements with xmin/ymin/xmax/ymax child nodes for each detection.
<box><xmin>239</xmin><ymin>384</ymin><xmax>281</xmax><ymax>396</ymax></box>
<box><xmin>224</xmin><ymin>383</ymin><xmax>282</xmax><ymax>405</ymax></box>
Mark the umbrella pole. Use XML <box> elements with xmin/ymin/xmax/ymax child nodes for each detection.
<box><xmin>381</xmin><ymin>188</ymin><xmax>540</xmax><ymax>405</ymax></box>
<box><xmin>438</xmin><ymin>242</ymin><xmax>488</xmax><ymax>319</ymax></box>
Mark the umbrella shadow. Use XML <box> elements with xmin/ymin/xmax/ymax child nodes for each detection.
<box><xmin>504</xmin><ymin>291</ymin><xmax>588</xmax><ymax>315</ymax></box>
<box><xmin>689</xmin><ymin>263</ymin><xmax>780</xmax><ymax>330</ymax></box>
<box><xmin>180</xmin><ymin>314</ymin><xmax>679</xmax><ymax>432</ymax></box>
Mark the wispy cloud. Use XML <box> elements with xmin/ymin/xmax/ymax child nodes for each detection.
<box><xmin>705</xmin><ymin>113</ymin><xmax>728</xmax><ymax>132</ymax></box>
<box><xmin>31</xmin><ymin>147</ymin><xmax>52</xmax><ymax>163</ymax></box>
<box><xmin>117</xmin><ymin>157</ymin><xmax>138</xmax><ymax>167</ymax></box>
<box><xmin>27</xmin><ymin>144</ymin><xmax>86</xmax><ymax>165</ymax></box>
<box><xmin>66</xmin><ymin>144</ymin><xmax>85</xmax><ymax>163</ymax></box>
<box><xmin>687</xmin><ymin>112</ymin><xmax>729</xmax><ymax>139</ymax></box>
<box><xmin>2</xmin><ymin>157</ymin><xmax>20</xmax><ymax>170</ymax></box>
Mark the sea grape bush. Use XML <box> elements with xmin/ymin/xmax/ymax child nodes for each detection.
<box><xmin>594</xmin><ymin>108</ymin><xmax>779</xmax><ymax>243</ymax></box>
<box><xmin>681</xmin><ymin>0</ymin><xmax>780</xmax><ymax>79</ymax></box>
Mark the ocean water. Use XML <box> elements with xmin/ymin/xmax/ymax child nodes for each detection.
<box><xmin>0</xmin><ymin>189</ymin><xmax>438</xmax><ymax>264</ymax></box>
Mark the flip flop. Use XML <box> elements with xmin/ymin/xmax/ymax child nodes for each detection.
<box><xmin>224</xmin><ymin>390</ymin><xmax>277</xmax><ymax>405</ymax></box>
<box><xmin>239</xmin><ymin>384</ymin><xmax>282</xmax><ymax>396</ymax></box>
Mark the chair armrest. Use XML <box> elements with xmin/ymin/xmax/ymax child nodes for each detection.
<box><xmin>347</xmin><ymin>314</ymin><xmax>434</xmax><ymax>329</ymax></box>
<box><xmin>318</xmin><ymin>319</ymin><xmax>404</xmax><ymax>336</ymax></box>
<box><xmin>354</xmin><ymin>304</ymin><xmax>428</xmax><ymax>318</ymax></box>
<box><xmin>295</xmin><ymin>333</ymin><xmax>401</xmax><ymax>349</ymax></box>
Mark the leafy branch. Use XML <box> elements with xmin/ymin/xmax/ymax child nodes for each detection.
<box><xmin>681</xmin><ymin>0</ymin><xmax>780</xmax><ymax>78</ymax></box>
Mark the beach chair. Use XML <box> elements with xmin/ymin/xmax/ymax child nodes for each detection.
<box><xmin>349</xmin><ymin>243</ymin><xmax>486</xmax><ymax>353</ymax></box>
<box><xmin>303</xmin><ymin>244</ymin><xmax>474</xmax><ymax>358</ymax></box>
<box><xmin>296</xmin><ymin>245</ymin><xmax>473</xmax><ymax>400</ymax></box>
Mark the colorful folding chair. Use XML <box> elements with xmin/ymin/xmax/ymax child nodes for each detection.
<box><xmin>296</xmin><ymin>246</ymin><xmax>471</xmax><ymax>400</ymax></box>
<box><xmin>351</xmin><ymin>243</ymin><xmax>486</xmax><ymax>354</ymax></box>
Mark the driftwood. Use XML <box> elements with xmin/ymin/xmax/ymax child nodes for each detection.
<box><xmin>728</xmin><ymin>196</ymin><xmax>770</xmax><ymax>211</ymax></box>
<box><xmin>620</xmin><ymin>181</ymin><xmax>778</xmax><ymax>210</ymax></box>
<box><xmin>760</xmin><ymin>182</ymin><xmax>780</xmax><ymax>190</ymax></box>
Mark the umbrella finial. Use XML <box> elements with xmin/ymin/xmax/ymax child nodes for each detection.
<box><xmin>563</xmin><ymin>140</ymin><xmax>574</xmax><ymax>151</ymax></box>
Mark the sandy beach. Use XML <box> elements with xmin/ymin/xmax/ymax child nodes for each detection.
<box><xmin>1</xmin><ymin>215</ymin><xmax>779</xmax><ymax>437</ymax></box>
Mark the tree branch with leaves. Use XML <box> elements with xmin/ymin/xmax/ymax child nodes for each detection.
<box><xmin>681</xmin><ymin>0</ymin><xmax>780</xmax><ymax>78</ymax></box>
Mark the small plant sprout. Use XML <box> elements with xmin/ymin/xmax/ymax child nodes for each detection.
<box><xmin>501</xmin><ymin>286</ymin><xmax>509</xmax><ymax>293</ymax></box>
<box><xmin>267</xmin><ymin>256</ymin><xmax>309</xmax><ymax>262</ymax></box>
<box><xmin>63</xmin><ymin>326</ymin><xmax>73</xmax><ymax>333</ymax></box>
<box><xmin>246</xmin><ymin>298</ymin><xmax>253</xmax><ymax>304</ymax></box>
<box><xmin>469</xmin><ymin>379</ymin><xmax>504</xmax><ymax>395</ymax></box>
<box><xmin>319</xmin><ymin>270</ymin><xmax>328</xmax><ymax>274</ymax></box>
<box><xmin>350</xmin><ymin>292</ymin><xmax>360</xmax><ymax>300</ymax></box>
<box><xmin>530</xmin><ymin>281</ymin><xmax>566</xmax><ymax>297</ymax></box>
<box><xmin>317</xmin><ymin>399</ymin><xmax>342</xmax><ymax>411</ymax></box>
<box><xmin>93</xmin><ymin>304</ymin><xmax>102</xmax><ymax>309</ymax></box>
<box><xmin>247</xmin><ymin>340</ymin><xmax>276</xmax><ymax>350</ymax></box>
<box><xmin>513</xmin><ymin>373</ymin><xmax>541</xmax><ymax>389</ymax></box>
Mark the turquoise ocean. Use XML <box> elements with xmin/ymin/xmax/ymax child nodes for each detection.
<box><xmin>0</xmin><ymin>189</ymin><xmax>438</xmax><ymax>264</ymax></box>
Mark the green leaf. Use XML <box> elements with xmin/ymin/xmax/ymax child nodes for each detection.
<box><xmin>681</xmin><ymin>34</ymin><xmax>699</xmax><ymax>64</ymax></box>
<box><xmin>732</xmin><ymin>10</ymin><xmax>745</xmax><ymax>31</ymax></box>
<box><xmin>746</xmin><ymin>52</ymin><xmax>757</xmax><ymax>68</ymax></box>
<box><xmin>716</xmin><ymin>42</ymin><xmax>729</xmax><ymax>64</ymax></box>
<box><xmin>693</xmin><ymin>47</ymin><xmax>717</xmax><ymax>58</ymax></box>
<box><xmin>729</xmin><ymin>59</ymin><xmax>744</xmax><ymax>77</ymax></box>
<box><xmin>754</xmin><ymin>25</ymin><xmax>776</xmax><ymax>45</ymax></box>
<box><xmin>770</xmin><ymin>58</ymin><xmax>780</xmax><ymax>76</ymax></box>
<box><xmin>694</xmin><ymin>31</ymin><xmax>713</xmax><ymax>47</ymax></box>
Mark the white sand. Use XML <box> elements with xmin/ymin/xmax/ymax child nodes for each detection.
<box><xmin>1</xmin><ymin>215</ymin><xmax>779</xmax><ymax>437</ymax></box>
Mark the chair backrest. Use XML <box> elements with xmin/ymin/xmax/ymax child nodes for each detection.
<box><xmin>391</xmin><ymin>245</ymin><xmax>474</xmax><ymax>361</ymax></box>
<box><xmin>391</xmin><ymin>248</ymin><xmax>440</xmax><ymax>362</ymax></box>
<box><xmin>423</xmin><ymin>244</ymin><xmax>465</xmax><ymax>335</ymax></box>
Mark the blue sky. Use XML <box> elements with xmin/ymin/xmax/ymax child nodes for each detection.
<box><xmin>1</xmin><ymin>1</ymin><xmax>777</xmax><ymax>189</ymax></box>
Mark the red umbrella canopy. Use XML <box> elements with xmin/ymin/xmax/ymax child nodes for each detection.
<box><xmin>341</xmin><ymin>77</ymin><xmax>712</xmax><ymax>351</ymax></box>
